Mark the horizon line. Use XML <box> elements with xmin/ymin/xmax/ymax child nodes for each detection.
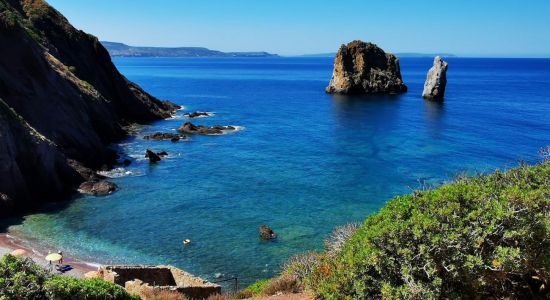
<box><xmin>102</xmin><ymin>40</ymin><xmax>550</xmax><ymax>59</ymax></box>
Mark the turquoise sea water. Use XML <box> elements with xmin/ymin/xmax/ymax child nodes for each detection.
<box><xmin>3</xmin><ymin>57</ymin><xmax>549</xmax><ymax>287</ymax></box>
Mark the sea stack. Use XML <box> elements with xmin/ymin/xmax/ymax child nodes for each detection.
<box><xmin>325</xmin><ymin>41</ymin><xmax>407</xmax><ymax>94</ymax></box>
<box><xmin>422</xmin><ymin>56</ymin><xmax>448</xmax><ymax>100</ymax></box>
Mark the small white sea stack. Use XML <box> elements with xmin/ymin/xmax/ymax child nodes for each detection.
<box><xmin>422</xmin><ymin>56</ymin><xmax>449</xmax><ymax>100</ymax></box>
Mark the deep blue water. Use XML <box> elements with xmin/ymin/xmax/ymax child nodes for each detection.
<box><xmin>5</xmin><ymin>57</ymin><xmax>549</xmax><ymax>286</ymax></box>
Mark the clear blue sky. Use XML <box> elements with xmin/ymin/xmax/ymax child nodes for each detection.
<box><xmin>47</xmin><ymin>0</ymin><xmax>550</xmax><ymax>57</ymax></box>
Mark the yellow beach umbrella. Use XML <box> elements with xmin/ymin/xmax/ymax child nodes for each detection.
<box><xmin>10</xmin><ymin>249</ymin><xmax>27</xmax><ymax>257</ymax></box>
<box><xmin>45</xmin><ymin>253</ymin><xmax>62</xmax><ymax>262</ymax></box>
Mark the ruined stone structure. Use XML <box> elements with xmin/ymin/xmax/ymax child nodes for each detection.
<box><xmin>102</xmin><ymin>265</ymin><xmax>221</xmax><ymax>299</ymax></box>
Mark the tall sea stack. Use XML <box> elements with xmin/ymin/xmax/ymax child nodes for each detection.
<box><xmin>0</xmin><ymin>0</ymin><xmax>178</xmax><ymax>216</ymax></box>
<box><xmin>325</xmin><ymin>41</ymin><xmax>407</xmax><ymax>95</ymax></box>
<box><xmin>422</xmin><ymin>56</ymin><xmax>448</xmax><ymax>100</ymax></box>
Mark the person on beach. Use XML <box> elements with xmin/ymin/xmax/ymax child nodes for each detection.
<box><xmin>58</xmin><ymin>251</ymin><xmax>63</xmax><ymax>264</ymax></box>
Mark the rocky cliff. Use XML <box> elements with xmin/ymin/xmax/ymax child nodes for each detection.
<box><xmin>0</xmin><ymin>0</ymin><xmax>178</xmax><ymax>216</ymax></box>
<box><xmin>326</xmin><ymin>41</ymin><xmax>407</xmax><ymax>94</ymax></box>
<box><xmin>422</xmin><ymin>56</ymin><xmax>448</xmax><ymax>100</ymax></box>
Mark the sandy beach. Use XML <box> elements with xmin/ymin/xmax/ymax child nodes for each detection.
<box><xmin>0</xmin><ymin>233</ymin><xmax>97</xmax><ymax>278</ymax></box>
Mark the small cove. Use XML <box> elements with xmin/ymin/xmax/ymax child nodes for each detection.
<box><xmin>2</xmin><ymin>57</ymin><xmax>549</xmax><ymax>287</ymax></box>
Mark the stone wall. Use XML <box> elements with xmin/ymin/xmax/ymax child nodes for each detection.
<box><xmin>102</xmin><ymin>265</ymin><xmax>221</xmax><ymax>299</ymax></box>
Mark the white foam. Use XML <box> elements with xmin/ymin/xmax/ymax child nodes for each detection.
<box><xmin>166</xmin><ymin>106</ymin><xmax>187</xmax><ymax>120</ymax></box>
<box><xmin>97</xmin><ymin>168</ymin><xmax>133</xmax><ymax>178</ymax></box>
<box><xmin>220</xmin><ymin>125</ymin><xmax>244</xmax><ymax>135</ymax></box>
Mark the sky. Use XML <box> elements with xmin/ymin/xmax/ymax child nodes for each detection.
<box><xmin>47</xmin><ymin>0</ymin><xmax>550</xmax><ymax>57</ymax></box>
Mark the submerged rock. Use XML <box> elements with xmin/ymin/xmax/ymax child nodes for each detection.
<box><xmin>143</xmin><ymin>132</ymin><xmax>185</xmax><ymax>142</ymax></box>
<box><xmin>78</xmin><ymin>181</ymin><xmax>118</xmax><ymax>196</ymax></box>
<box><xmin>422</xmin><ymin>56</ymin><xmax>449</xmax><ymax>100</ymax></box>
<box><xmin>178</xmin><ymin>122</ymin><xmax>236</xmax><ymax>135</ymax></box>
<box><xmin>326</xmin><ymin>40</ymin><xmax>407</xmax><ymax>94</ymax></box>
<box><xmin>145</xmin><ymin>149</ymin><xmax>161</xmax><ymax>163</ymax></box>
<box><xmin>184</xmin><ymin>111</ymin><xmax>212</xmax><ymax>118</ymax></box>
<box><xmin>259</xmin><ymin>225</ymin><xmax>277</xmax><ymax>240</ymax></box>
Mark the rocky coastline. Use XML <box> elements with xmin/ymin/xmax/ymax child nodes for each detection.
<box><xmin>0</xmin><ymin>0</ymin><xmax>179</xmax><ymax>217</ymax></box>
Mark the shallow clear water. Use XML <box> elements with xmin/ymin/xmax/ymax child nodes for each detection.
<box><xmin>4</xmin><ymin>57</ymin><xmax>549</xmax><ymax>286</ymax></box>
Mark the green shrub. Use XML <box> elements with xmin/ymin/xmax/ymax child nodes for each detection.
<box><xmin>244</xmin><ymin>278</ymin><xmax>271</xmax><ymax>295</ymax></box>
<box><xmin>44</xmin><ymin>277</ymin><xmax>139</xmax><ymax>300</ymax></box>
<box><xmin>0</xmin><ymin>254</ymin><xmax>50</xmax><ymax>299</ymax></box>
<box><xmin>282</xmin><ymin>251</ymin><xmax>320</xmax><ymax>283</ymax></box>
<box><xmin>308</xmin><ymin>162</ymin><xmax>550</xmax><ymax>299</ymax></box>
<box><xmin>0</xmin><ymin>254</ymin><xmax>138</xmax><ymax>300</ymax></box>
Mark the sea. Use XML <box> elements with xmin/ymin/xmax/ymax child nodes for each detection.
<box><xmin>2</xmin><ymin>57</ymin><xmax>549</xmax><ymax>287</ymax></box>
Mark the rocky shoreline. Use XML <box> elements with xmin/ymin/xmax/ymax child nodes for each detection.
<box><xmin>0</xmin><ymin>0</ymin><xmax>180</xmax><ymax>217</ymax></box>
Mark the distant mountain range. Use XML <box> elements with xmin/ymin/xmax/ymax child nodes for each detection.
<box><xmin>299</xmin><ymin>52</ymin><xmax>457</xmax><ymax>58</ymax></box>
<box><xmin>101</xmin><ymin>41</ymin><xmax>278</xmax><ymax>57</ymax></box>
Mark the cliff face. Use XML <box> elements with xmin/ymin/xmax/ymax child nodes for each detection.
<box><xmin>326</xmin><ymin>41</ymin><xmax>407</xmax><ymax>95</ymax></box>
<box><xmin>0</xmin><ymin>0</ymin><xmax>178</xmax><ymax>216</ymax></box>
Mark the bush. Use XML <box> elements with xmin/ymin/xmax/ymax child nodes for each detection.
<box><xmin>44</xmin><ymin>277</ymin><xmax>138</xmax><ymax>300</ymax></box>
<box><xmin>0</xmin><ymin>254</ymin><xmax>137</xmax><ymax>300</ymax></box>
<box><xmin>0</xmin><ymin>254</ymin><xmax>50</xmax><ymax>299</ymax></box>
<box><xmin>308</xmin><ymin>162</ymin><xmax>550</xmax><ymax>299</ymax></box>
<box><xmin>323</xmin><ymin>223</ymin><xmax>360</xmax><ymax>255</ymax></box>
<box><xmin>261</xmin><ymin>274</ymin><xmax>301</xmax><ymax>296</ymax></box>
<box><xmin>282</xmin><ymin>251</ymin><xmax>320</xmax><ymax>282</ymax></box>
<box><xmin>244</xmin><ymin>279</ymin><xmax>271</xmax><ymax>295</ymax></box>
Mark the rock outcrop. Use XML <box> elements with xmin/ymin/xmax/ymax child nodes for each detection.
<box><xmin>326</xmin><ymin>41</ymin><xmax>407</xmax><ymax>94</ymax></box>
<box><xmin>78</xmin><ymin>181</ymin><xmax>118</xmax><ymax>196</ymax></box>
<box><xmin>184</xmin><ymin>111</ymin><xmax>212</xmax><ymax>118</ymax></box>
<box><xmin>145</xmin><ymin>150</ymin><xmax>162</xmax><ymax>163</ymax></box>
<box><xmin>178</xmin><ymin>122</ymin><xmax>235</xmax><ymax>135</ymax></box>
<box><xmin>422</xmin><ymin>56</ymin><xmax>448</xmax><ymax>100</ymax></box>
<box><xmin>143</xmin><ymin>132</ymin><xmax>185</xmax><ymax>142</ymax></box>
<box><xmin>0</xmin><ymin>0</ymin><xmax>179</xmax><ymax>216</ymax></box>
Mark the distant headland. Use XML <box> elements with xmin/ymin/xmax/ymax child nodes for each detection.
<box><xmin>101</xmin><ymin>41</ymin><xmax>279</xmax><ymax>58</ymax></box>
<box><xmin>300</xmin><ymin>52</ymin><xmax>456</xmax><ymax>58</ymax></box>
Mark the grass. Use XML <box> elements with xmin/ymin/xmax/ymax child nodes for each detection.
<box><xmin>245</xmin><ymin>279</ymin><xmax>271</xmax><ymax>295</ymax></box>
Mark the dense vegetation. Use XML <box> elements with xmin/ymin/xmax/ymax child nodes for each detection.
<box><xmin>298</xmin><ymin>161</ymin><xmax>550</xmax><ymax>299</ymax></box>
<box><xmin>0</xmin><ymin>254</ymin><xmax>138</xmax><ymax>300</ymax></box>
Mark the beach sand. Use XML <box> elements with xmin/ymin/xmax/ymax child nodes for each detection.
<box><xmin>0</xmin><ymin>233</ymin><xmax>97</xmax><ymax>278</ymax></box>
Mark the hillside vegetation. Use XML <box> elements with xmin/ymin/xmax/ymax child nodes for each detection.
<box><xmin>296</xmin><ymin>161</ymin><xmax>549</xmax><ymax>299</ymax></box>
<box><xmin>239</xmin><ymin>161</ymin><xmax>550</xmax><ymax>299</ymax></box>
<box><xmin>0</xmin><ymin>254</ymin><xmax>138</xmax><ymax>300</ymax></box>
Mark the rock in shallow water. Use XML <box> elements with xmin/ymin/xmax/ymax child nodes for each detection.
<box><xmin>259</xmin><ymin>225</ymin><xmax>277</xmax><ymax>240</ymax></box>
<box><xmin>184</xmin><ymin>111</ymin><xmax>212</xmax><ymax>118</ymax></box>
<box><xmin>422</xmin><ymin>56</ymin><xmax>448</xmax><ymax>100</ymax></box>
<box><xmin>78</xmin><ymin>181</ymin><xmax>118</xmax><ymax>196</ymax></box>
<box><xmin>145</xmin><ymin>149</ymin><xmax>162</xmax><ymax>163</ymax></box>
<box><xmin>325</xmin><ymin>40</ymin><xmax>407</xmax><ymax>95</ymax></box>
<box><xmin>143</xmin><ymin>132</ymin><xmax>185</xmax><ymax>142</ymax></box>
<box><xmin>178</xmin><ymin>122</ymin><xmax>235</xmax><ymax>135</ymax></box>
